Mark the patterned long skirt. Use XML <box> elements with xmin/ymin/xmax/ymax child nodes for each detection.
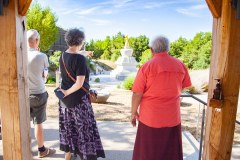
<box><xmin>132</xmin><ymin>121</ymin><xmax>183</xmax><ymax>160</ymax></box>
<box><xmin>59</xmin><ymin>95</ymin><xmax>105</xmax><ymax>160</ymax></box>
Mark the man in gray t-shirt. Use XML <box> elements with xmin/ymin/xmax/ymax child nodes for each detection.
<box><xmin>27</xmin><ymin>29</ymin><xmax>55</xmax><ymax>158</ymax></box>
<box><xmin>28</xmin><ymin>49</ymin><xmax>49</xmax><ymax>94</ymax></box>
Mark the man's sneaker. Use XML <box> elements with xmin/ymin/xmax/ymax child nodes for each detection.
<box><xmin>38</xmin><ymin>147</ymin><xmax>56</xmax><ymax>158</ymax></box>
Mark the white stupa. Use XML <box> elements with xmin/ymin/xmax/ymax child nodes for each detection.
<box><xmin>111</xmin><ymin>36</ymin><xmax>138</xmax><ymax>80</ymax></box>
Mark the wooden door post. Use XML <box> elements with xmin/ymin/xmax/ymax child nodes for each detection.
<box><xmin>0</xmin><ymin>0</ymin><xmax>31</xmax><ymax>159</ymax></box>
<box><xmin>203</xmin><ymin>0</ymin><xmax>240</xmax><ymax>159</ymax></box>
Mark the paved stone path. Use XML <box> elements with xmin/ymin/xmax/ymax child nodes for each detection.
<box><xmin>30</xmin><ymin>118</ymin><xmax>200</xmax><ymax>160</ymax></box>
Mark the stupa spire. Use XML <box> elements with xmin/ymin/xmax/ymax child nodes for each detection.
<box><xmin>124</xmin><ymin>35</ymin><xmax>130</xmax><ymax>49</ymax></box>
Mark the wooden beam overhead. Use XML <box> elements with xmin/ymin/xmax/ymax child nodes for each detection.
<box><xmin>18</xmin><ymin>0</ymin><xmax>32</xmax><ymax>16</ymax></box>
<box><xmin>206</xmin><ymin>0</ymin><xmax>222</xmax><ymax>18</ymax></box>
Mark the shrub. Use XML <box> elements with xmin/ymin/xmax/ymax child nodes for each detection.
<box><xmin>46</xmin><ymin>75</ymin><xmax>56</xmax><ymax>84</ymax></box>
<box><xmin>94</xmin><ymin>78</ymin><xmax>100</xmax><ymax>83</ymax></box>
<box><xmin>117</xmin><ymin>84</ymin><xmax>121</xmax><ymax>89</ymax></box>
<box><xmin>49</xmin><ymin>51</ymin><xmax>61</xmax><ymax>70</ymax></box>
<box><xmin>122</xmin><ymin>76</ymin><xmax>135</xmax><ymax>90</ymax></box>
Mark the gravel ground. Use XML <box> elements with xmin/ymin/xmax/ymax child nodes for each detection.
<box><xmin>45</xmin><ymin>86</ymin><xmax>240</xmax><ymax>144</ymax></box>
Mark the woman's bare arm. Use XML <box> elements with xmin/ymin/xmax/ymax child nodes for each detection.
<box><xmin>131</xmin><ymin>92</ymin><xmax>143</xmax><ymax>127</ymax></box>
<box><xmin>60</xmin><ymin>75</ymin><xmax>85</xmax><ymax>97</ymax></box>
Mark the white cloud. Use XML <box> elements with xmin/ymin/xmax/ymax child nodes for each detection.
<box><xmin>142</xmin><ymin>1</ymin><xmax>205</xmax><ymax>10</ymax></box>
<box><xmin>58</xmin><ymin>0</ymin><xmax>134</xmax><ymax>16</ymax></box>
<box><xmin>113</xmin><ymin>0</ymin><xmax>134</xmax><ymax>8</ymax></box>
<box><xmin>76</xmin><ymin>6</ymin><xmax>100</xmax><ymax>15</ymax></box>
<box><xmin>176</xmin><ymin>4</ymin><xmax>207</xmax><ymax>17</ymax></box>
<box><xmin>190</xmin><ymin>4</ymin><xmax>207</xmax><ymax>10</ymax></box>
<box><xmin>143</xmin><ymin>1</ymin><xmax>178</xmax><ymax>9</ymax></box>
<box><xmin>102</xmin><ymin>10</ymin><xmax>113</xmax><ymax>15</ymax></box>
<box><xmin>94</xmin><ymin>0</ymin><xmax>135</xmax><ymax>8</ymax></box>
<box><xmin>90</xmin><ymin>19</ymin><xmax>112</xmax><ymax>26</ymax></box>
<box><xmin>34</xmin><ymin>0</ymin><xmax>212</xmax><ymax>42</ymax></box>
<box><xmin>144</xmin><ymin>2</ymin><xmax>160</xmax><ymax>9</ymax></box>
<box><xmin>58</xmin><ymin>9</ymin><xmax>79</xmax><ymax>15</ymax></box>
<box><xmin>176</xmin><ymin>8</ymin><xmax>199</xmax><ymax>17</ymax></box>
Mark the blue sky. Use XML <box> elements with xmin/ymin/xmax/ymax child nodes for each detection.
<box><xmin>35</xmin><ymin>0</ymin><xmax>213</xmax><ymax>42</ymax></box>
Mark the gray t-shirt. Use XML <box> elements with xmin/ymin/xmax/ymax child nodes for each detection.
<box><xmin>28</xmin><ymin>49</ymin><xmax>49</xmax><ymax>94</ymax></box>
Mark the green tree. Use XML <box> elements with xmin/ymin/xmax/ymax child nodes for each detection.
<box><xmin>86</xmin><ymin>40</ymin><xmax>104</xmax><ymax>59</ymax></box>
<box><xmin>87</xmin><ymin>32</ymin><xmax>212</xmax><ymax>70</ymax></box>
<box><xmin>139</xmin><ymin>49</ymin><xmax>152</xmax><ymax>67</ymax></box>
<box><xmin>86</xmin><ymin>33</ymin><xmax>149</xmax><ymax>62</ymax></box>
<box><xmin>179</xmin><ymin>32</ymin><xmax>212</xmax><ymax>69</ymax></box>
<box><xmin>101</xmin><ymin>49</ymin><xmax>112</xmax><ymax>60</ymax></box>
<box><xmin>170</xmin><ymin>37</ymin><xmax>189</xmax><ymax>58</ymax></box>
<box><xmin>190</xmin><ymin>32</ymin><xmax>212</xmax><ymax>50</ymax></box>
<box><xmin>130</xmin><ymin>35</ymin><xmax>149</xmax><ymax>62</ymax></box>
<box><xmin>99</xmin><ymin>32</ymin><xmax>124</xmax><ymax>60</ymax></box>
<box><xmin>110</xmin><ymin>32</ymin><xmax>124</xmax><ymax>61</ymax></box>
<box><xmin>192</xmin><ymin>40</ymin><xmax>211</xmax><ymax>69</ymax></box>
<box><xmin>100</xmin><ymin>36</ymin><xmax>112</xmax><ymax>60</ymax></box>
<box><xmin>27</xmin><ymin>2</ymin><xmax>59</xmax><ymax>52</ymax></box>
<box><xmin>111</xmin><ymin>49</ymin><xmax>121</xmax><ymax>61</ymax></box>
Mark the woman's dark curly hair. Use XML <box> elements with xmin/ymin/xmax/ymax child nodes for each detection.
<box><xmin>65</xmin><ymin>28</ymin><xmax>85</xmax><ymax>47</ymax></box>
